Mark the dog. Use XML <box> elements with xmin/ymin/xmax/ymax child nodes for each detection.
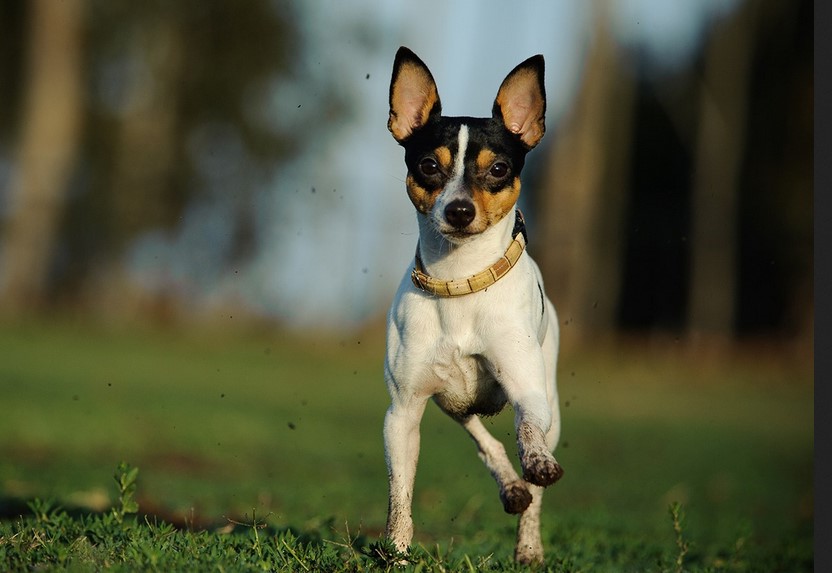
<box><xmin>382</xmin><ymin>46</ymin><xmax>563</xmax><ymax>565</ymax></box>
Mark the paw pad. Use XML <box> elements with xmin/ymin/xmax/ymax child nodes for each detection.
<box><xmin>522</xmin><ymin>454</ymin><xmax>564</xmax><ymax>487</ymax></box>
<box><xmin>501</xmin><ymin>481</ymin><xmax>533</xmax><ymax>514</ymax></box>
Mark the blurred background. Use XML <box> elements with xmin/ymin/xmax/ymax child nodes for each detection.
<box><xmin>0</xmin><ymin>0</ymin><xmax>813</xmax><ymax>351</ymax></box>
<box><xmin>0</xmin><ymin>2</ymin><xmax>815</xmax><ymax>561</ymax></box>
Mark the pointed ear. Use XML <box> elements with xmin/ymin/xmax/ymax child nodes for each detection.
<box><xmin>388</xmin><ymin>47</ymin><xmax>442</xmax><ymax>143</ymax></box>
<box><xmin>492</xmin><ymin>55</ymin><xmax>546</xmax><ymax>149</ymax></box>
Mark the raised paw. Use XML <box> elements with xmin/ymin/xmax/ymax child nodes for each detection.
<box><xmin>500</xmin><ymin>480</ymin><xmax>533</xmax><ymax>514</ymax></box>
<box><xmin>521</xmin><ymin>452</ymin><xmax>564</xmax><ymax>487</ymax></box>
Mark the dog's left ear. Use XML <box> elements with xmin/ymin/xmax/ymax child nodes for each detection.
<box><xmin>388</xmin><ymin>47</ymin><xmax>442</xmax><ymax>143</ymax></box>
<box><xmin>493</xmin><ymin>55</ymin><xmax>546</xmax><ymax>149</ymax></box>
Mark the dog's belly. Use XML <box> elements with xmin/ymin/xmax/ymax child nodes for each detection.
<box><xmin>428</xmin><ymin>346</ymin><xmax>508</xmax><ymax>418</ymax></box>
<box><xmin>433</xmin><ymin>378</ymin><xmax>508</xmax><ymax>418</ymax></box>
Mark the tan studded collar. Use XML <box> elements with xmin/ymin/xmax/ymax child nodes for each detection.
<box><xmin>410</xmin><ymin>210</ymin><xmax>528</xmax><ymax>297</ymax></box>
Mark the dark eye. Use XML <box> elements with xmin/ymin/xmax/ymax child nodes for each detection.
<box><xmin>419</xmin><ymin>157</ymin><xmax>439</xmax><ymax>176</ymax></box>
<box><xmin>489</xmin><ymin>161</ymin><xmax>509</xmax><ymax>179</ymax></box>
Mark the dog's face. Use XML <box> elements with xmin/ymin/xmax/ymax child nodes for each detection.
<box><xmin>388</xmin><ymin>47</ymin><xmax>546</xmax><ymax>242</ymax></box>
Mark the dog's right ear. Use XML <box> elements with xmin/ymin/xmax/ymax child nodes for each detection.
<box><xmin>388</xmin><ymin>47</ymin><xmax>442</xmax><ymax>143</ymax></box>
<box><xmin>493</xmin><ymin>54</ymin><xmax>546</xmax><ymax>149</ymax></box>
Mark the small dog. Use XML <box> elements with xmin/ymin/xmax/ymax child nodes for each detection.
<box><xmin>383</xmin><ymin>46</ymin><xmax>563</xmax><ymax>564</ymax></box>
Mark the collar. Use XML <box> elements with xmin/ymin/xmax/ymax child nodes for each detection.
<box><xmin>410</xmin><ymin>210</ymin><xmax>528</xmax><ymax>297</ymax></box>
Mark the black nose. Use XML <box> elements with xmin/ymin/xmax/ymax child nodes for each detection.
<box><xmin>444</xmin><ymin>199</ymin><xmax>475</xmax><ymax>229</ymax></box>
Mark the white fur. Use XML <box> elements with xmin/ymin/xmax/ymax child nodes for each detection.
<box><xmin>430</xmin><ymin>125</ymin><xmax>471</xmax><ymax>239</ymax></box>
<box><xmin>383</xmin><ymin>194</ymin><xmax>562</xmax><ymax>563</ymax></box>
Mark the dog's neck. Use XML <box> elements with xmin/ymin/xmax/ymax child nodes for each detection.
<box><xmin>415</xmin><ymin>207</ymin><xmax>518</xmax><ymax>280</ymax></box>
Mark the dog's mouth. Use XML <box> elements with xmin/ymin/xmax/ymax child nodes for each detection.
<box><xmin>436</xmin><ymin>224</ymin><xmax>481</xmax><ymax>243</ymax></box>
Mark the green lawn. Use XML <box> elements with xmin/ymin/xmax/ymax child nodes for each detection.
<box><xmin>0</xmin><ymin>319</ymin><xmax>813</xmax><ymax>571</ymax></box>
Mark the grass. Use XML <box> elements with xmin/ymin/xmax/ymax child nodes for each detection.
<box><xmin>0</xmin><ymin>318</ymin><xmax>813</xmax><ymax>571</ymax></box>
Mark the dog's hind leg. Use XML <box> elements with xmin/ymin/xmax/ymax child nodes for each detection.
<box><xmin>459</xmin><ymin>413</ymin><xmax>553</xmax><ymax>565</ymax></box>
<box><xmin>514</xmin><ymin>483</ymin><xmax>545</xmax><ymax>564</ymax></box>
<box><xmin>514</xmin><ymin>409</ymin><xmax>559</xmax><ymax>564</ymax></box>
<box><xmin>515</xmin><ymin>324</ymin><xmax>561</xmax><ymax>565</ymax></box>
<box><xmin>460</xmin><ymin>415</ymin><xmax>532</xmax><ymax>514</ymax></box>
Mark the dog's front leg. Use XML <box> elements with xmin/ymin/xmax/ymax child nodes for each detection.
<box><xmin>383</xmin><ymin>394</ymin><xmax>428</xmax><ymax>554</ymax></box>
<box><xmin>488</xmin><ymin>344</ymin><xmax>563</xmax><ymax>488</ymax></box>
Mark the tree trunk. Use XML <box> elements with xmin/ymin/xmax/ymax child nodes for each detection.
<box><xmin>687</xmin><ymin>0</ymin><xmax>757</xmax><ymax>341</ymax></box>
<box><xmin>536</xmin><ymin>0</ymin><xmax>634</xmax><ymax>345</ymax></box>
<box><xmin>109</xmin><ymin>18</ymin><xmax>182</xmax><ymax>246</ymax></box>
<box><xmin>1</xmin><ymin>0</ymin><xmax>85</xmax><ymax>314</ymax></box>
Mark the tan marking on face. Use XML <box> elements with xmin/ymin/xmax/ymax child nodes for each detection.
<box><xmin>476</xmin><ymin>149</ymin><xmax>498</xmax><ymax>172</ymax></box>
<box><xmin>405</xmin><ymin>173</ymin><xmax>436</xmax><ymax>214</ymax></box>
<box><xmin>470</xmin><ymin>177</ymin><xmax>521</xmax><ymax>229</ymax></box>
<box><xmin>434</xmin><ymin>146</ymin><xmax>452</xmax><ymax>171</ymax></box>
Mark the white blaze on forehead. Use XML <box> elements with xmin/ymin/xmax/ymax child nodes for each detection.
<box><xmin>434</xmin><ymin>124</ymin><xmax>471</xmax><ymax>221</ymax></box>
<box><xmin>449</xmin><ymin>124</ymin><xmax>469</xmax><ymax>184</ymax></box>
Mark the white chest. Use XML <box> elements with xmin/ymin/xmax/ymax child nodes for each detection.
<box><xmin>387</xmin><ymin>295</ymin><xmax>510</xmax><ymax>419</ymax></box>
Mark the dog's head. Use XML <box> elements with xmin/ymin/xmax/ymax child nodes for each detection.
<box><xmin>388</xmin><ymin>47</ymin><xmax>545</xmax><ymax>242</ymax></box>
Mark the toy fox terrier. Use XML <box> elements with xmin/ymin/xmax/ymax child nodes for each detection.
<box><xmin>383</xmin><ymin>47</ymin><xmax>563</xmax><ymax>564</ymax></box>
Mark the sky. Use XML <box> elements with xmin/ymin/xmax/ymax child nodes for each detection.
<box><xmin>128</xmin><ymin>0</ymin><xmax>742</xmax><ymax>330</ymax></box>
